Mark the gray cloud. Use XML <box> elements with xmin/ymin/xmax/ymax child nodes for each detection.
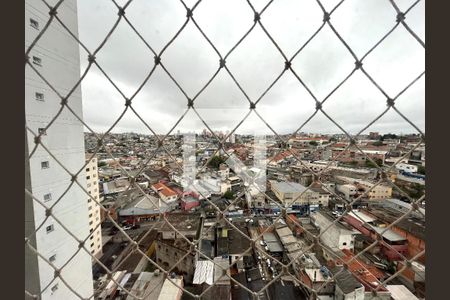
<box><xmin>76</xmin><ymin>0</ymin><xmax>424</xmax><ymax>135</ymax></box>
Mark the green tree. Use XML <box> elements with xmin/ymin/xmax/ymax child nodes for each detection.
<box><xmin>309</xmin><ymin>141</ymin><xmax>318</xmax><ymax>146</ymax></box>
<box><xmin>208</xmin><ymin>155</ymin><xmax>226</xmax><ymax>169</ymax></box>
<box><xmin>223</xmin><ymin>190</ymin><xmax>234</xmax><ymax>199</ymax></box>
<box><xmin>98</xmin><ymin>161</ymin><xmax>107</xmax><ymax>167</ymax></box>
<box><xmin>349</xmin><ymin>160</ymin><xmax>359</xmax><ymax>167</ymax></box>
<box><xmin>417</xmin><ymin>165</ymin><xmax>425</xmax><ymax>175</ymax></box>
<box><xmin>365</xmin><ymin>158</ymin><xmax>382</xmax><ymax>168</ymax></box>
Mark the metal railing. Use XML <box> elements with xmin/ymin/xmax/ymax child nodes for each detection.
<box><xmin>25</xmin><ymin>0</ymin><xmax>425</xmax><ymax>299</ymax></box>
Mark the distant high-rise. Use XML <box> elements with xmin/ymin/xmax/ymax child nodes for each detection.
<box><xmin>25</xmin><ymin>0</ymin><xmax>94</xmax><ymax>298</ymax></box>
<box><xmin>85</xmin><ymin>154</ymin><xmax>103</xmax><ymax>259</ymax></box>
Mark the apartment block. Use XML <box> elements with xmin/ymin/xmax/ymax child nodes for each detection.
<box><xmin>86</xmin><ymin>155</ymin><xmax>103</xmax><ymax>259</ymax></box>
<box><xmin>25</xmin><ymin>0</ymin><xmax>94</xmax><ymax>298</ymax></box>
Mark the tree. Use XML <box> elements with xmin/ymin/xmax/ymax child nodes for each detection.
<box><xmin>223</xmin><ymin>190</ymin><xmax>234</xmax><ymax>199</ymax></box>
<box><xmin>372</xmin><ymin>141</ymin><xmax>384</xmax><ymax>147</ymax></box>
<box><xmin>417</xmin><ymin>165</ymin><xmax>425</xmax><ymax>175</ymax></box>
<box><xmin>309</xmin><ymin>141</ymin><xmax>318</xmax><ymax>146</ymax></box>
<box><xmin>98</xmin><ymin>161</ymin><xmax>107</xmax><ymax>168</ymax></box>
<box><xmin>208</xmin><ymin>155</ymin><xmax>226</xmax><ymax>169</ymax></box>
<box><xmin>349</xmin><ymin>160</ymin><xmax>359</xmax><ymax>167</ymax></box>
<box><xmin>365</xmin><ymin>158</ymin><xmax>382</xmax><ymax>168</ymax></box>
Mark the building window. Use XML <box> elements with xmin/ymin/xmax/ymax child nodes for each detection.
<box><xmin>98</xmin><ymin>244</ymin><xmax>101</xmax><ymax>249</ymax></box>
<box><xmin>46</xmin><ymin>224</ymin><xmax>54</xmax><ymax>233</ymax></box>
<box><xmin>90</xmin><ymin>235</ymin><xmax>94</xmax><ymax>240</ymax></box>
<box><xmin>49</xmin><ymin>254</ymin><xmax>56</xmax><ymax>262</ymax></box>
<box><xmin>41</xmin><ymin>161</ymin><xmax>49</xmax><ymax>169</ymax></box>
<box><xmin>30</xmin><ymin>18</ymin><xmax>39</xmax><ymax>29</ymax></box>
<box><xmin>32</xmin><ymin>56</ymin><xmax>42</xmax><ymax>66</ymax></box>
<box><xmin>90</xmin><ymin>242</ymin><xmax>94</xmax><ymax>247</ymax></box>
<box><xmin>89</xmin><ymin>221</ymin><xmax>93</xmax><ymax>225</ymax></box>
<box><xmin>90</xmin><ymin>228</ymin><xmax>94</xmax><ymax>233</ymax></box>
<box><xmin>35</xmin><ymin>92</ymin><xmax>44</xmax><ymax>101</ymax></box>
<box><xmin>88</xmin><ymin>198</ymin><xmax>92</xmax><ymax>203</ymax></box>
<box><xmin>89</xmin><ymin>213</ymin><xmax>93</xmax><ymax>218</ymax></box>
<box><xmin>91</xmin><ymin>250</ymin><xmax>95</xmax><ymax>254</ymax></box>
<box><xmin>38</xmin><ymin>128</ymin><xmax>47</xmax><ymax>135</ymax></box>
<box><xmin>86</xmin><ymin>176</ymin><xmax>91</xmax><ymax>180</ymax></box>
<box><xmin>87</xmin><ymin>183</ymin><xmax>91</xmax><ymax>188</ymax></box>
<box><xmin>51</xmin><ymin>284</ymin><xmax>58</xmax><ymax>293</ymax></box>
<box><xmin>43</xmin><ymin>193</ymin><xmax>52</xmax><ymax>202</ymax></box>
<box><xmin>86</xmin><ymin>168</ymin><xmax>90</xmax><ymax>172</ymax></box>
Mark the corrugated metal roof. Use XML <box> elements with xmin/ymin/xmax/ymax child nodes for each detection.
<box><xmin>193</xmin><ymin>260</ymin><xmax>214</xmax><ymax>285</ymax></box>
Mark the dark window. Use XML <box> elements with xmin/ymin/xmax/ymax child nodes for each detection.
<box><xmin>43</xmin><ymin>193</ymin><xmax>52</xmax><ymax>201</ymax></box>
<box><xmin>35</xmin><ymin>92</ymin><xmax>44</xmax><ymax>101</ymax></box>
<box><xmin>38</xmin><ymin>128</ymin><xmax>47</xmax><ymax>135</ymax></box>
<box><xmin>46</xmin><ymin>224</ymin><xmax>54</xmax><ymax>233</ymax></box>
<box><xmin>32</xmin><ymin>56</ymin><xmax>42</xmax><ymax>66</ymax></box>
<box><xmin>41</xmin><ymin>161</ymin><xmax>49</xmax><ymax>169</ymax></box>
<box><xmin>30</xmin><ymin>18</ymin><xmax>39</xmax><ymax>29</ymax></box>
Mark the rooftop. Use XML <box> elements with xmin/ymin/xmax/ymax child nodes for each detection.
<box><xmin>270</xmin><ymin>181</ymin><xmax>308</xmax><ymax>194</ymax></box>
<box><xmin>152</xmin><ymin>182</ymin><xmax>178</xmax><ymax>197</ymax></box>
<box><xmin>331</xmin><ymin>267</ymin><xmax>363</xmax><ymax>294</ymax></box>
<box><xmin>159</xmin><ymin>213</ymin><xmax>201</xmax><ymax>233</ymax></box>
<box><xmin>386</xmin><ymin>285</ymin><xmax>419</xmax><ymax>300</ymax></box>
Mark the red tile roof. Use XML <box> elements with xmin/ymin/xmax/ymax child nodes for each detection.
<box><xmin>152</xmin><ymin>182</ymin><xmax>177</xmax><ymax>197</ymax></box>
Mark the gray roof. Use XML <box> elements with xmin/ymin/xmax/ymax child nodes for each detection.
<box><xmin>271</xmin><ymin>180</ymin><xmax>308</xmax><ymax>193</ymax></box>
<box><xmin>119</xmin><ymin>194</ymin><xmax>168</xmax><ymax>216</ymax></box>
<box><xmin>372</xmin><ymin>227</ymin><xmax>406</xmax><ymax>242</ymax></box>
<box><xmin>332</xmin><ymin>267</ymin><xmax>363</xmax><ymax>294</ymax></box>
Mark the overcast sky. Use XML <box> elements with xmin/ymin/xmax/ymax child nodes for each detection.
<box><xmin>76</xmin><ymin>0</ymin><xmax>424</xmax><ymax>135</ymax></box>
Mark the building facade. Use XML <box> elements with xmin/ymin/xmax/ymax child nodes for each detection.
<box><xmin>85</xmin><ymin>155</ymin><xmax>103</xmax><ymax>259</ymax></box>
<box><xmin>25</xmin><ymin>0</ymin><xmax>94</xmax><ymax>298</ymax></box>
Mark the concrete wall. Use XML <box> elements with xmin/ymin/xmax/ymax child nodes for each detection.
<box><xmin>312</xmin><ymin>212</ymin><xmax>354</xmax><ymax>251</ymax></box>
<box><xmin>156</xmin><ymin>242</ymin><xmax>196</xmax><ymax>283</ymax></box>
<box><xmin>25</xmin><ymin>0</ymin><xmax>94</xmax><ymax>298</ymax></box>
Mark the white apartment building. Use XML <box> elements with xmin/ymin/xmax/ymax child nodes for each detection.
<box><xmin>336</xmin><ymin>184</ymin><xmax>357</xmax><ymax>201</ymax></box>
<box><xmin>85</xmin><ymin>155</ymin><xmax>103</xmax><ymax>259</ymax></box>
<box><xmin>25</xmin><ymin>0</ymin><xmax>94</xmax><ymax>299</ymax></box>
<box><xmin>336</xmin><ymin>176</ymin><xmax>392</xmax><ymax>200</ymax></box>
